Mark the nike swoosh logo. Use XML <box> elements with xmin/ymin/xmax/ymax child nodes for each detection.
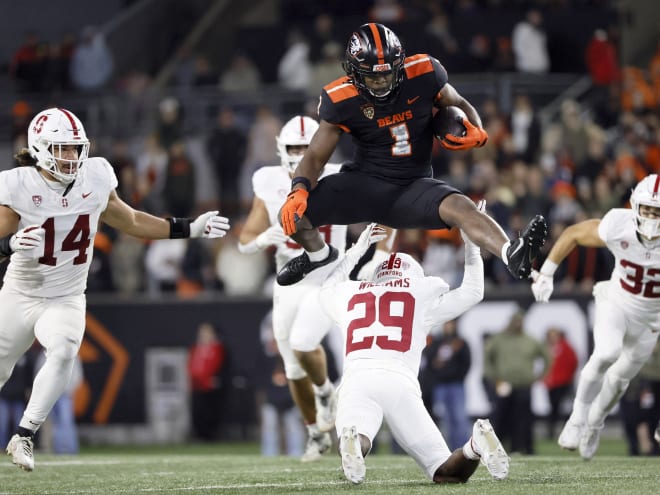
<box><xmin>407</xmin><ymin>96</ymin><xmax>420</xmax><ymax>104</ymax></box>
<box><xmin>82</xmin><ymin>192</ymin><xmax>92</xmax><ymax>198</ymax></box>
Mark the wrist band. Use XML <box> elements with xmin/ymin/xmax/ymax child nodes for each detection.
<box><xmin>0</xmin><ymin>234</ymin><xmax>13</xmax><ymax>256</ymax></box>
<box><xmin>167</xmin><ymin>218</ymin><xmax>191</xmax><ymax>239</ymax></box>
<box><xmin>291</xmin><ymin>176</ymin><xmax>311</xmax><ymax>191</ymax></box>
<box><xmin>540</xmin><ymin>259</ymin><xmax>558</xmax><ymax>276</ymax></box>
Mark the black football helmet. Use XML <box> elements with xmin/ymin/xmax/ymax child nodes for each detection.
<box><xmin>343</xmin><ymin>23</ymin><xmax>405</xmax><ymax>104</ymax></box>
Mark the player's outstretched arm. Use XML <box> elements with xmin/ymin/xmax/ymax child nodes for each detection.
<box><xmin>101</xmin><ymin>190</ymin><xmax>229</xmax><ymax>239</ymax></box>
<box><xmin>280</xmin><ymin>120</ymin><xmax>342</xmax><ymax>236</ymax></box>
<box><xmin>531</xmin><ymin>218</ymin><xmax>605</xmax><ymax>302</ymax></box>
<box><xmin>322</xmin><ymin>223</ymin><xmax>387</xmax><ymax>288</ymax></box>
<box><xmin>356</xmin><ymin>226</ymin><xmax>397</xmax><ymax>280</ymax></box>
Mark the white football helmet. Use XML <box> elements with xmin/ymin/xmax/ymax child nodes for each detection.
<box><xmin>27</xmin><ymin>107</ymin><xmax>90</xmax><ymax>184</ymax></box>
<box><xmin>630</xmin><ymin>174</ymin><xmax>660</xmax><ymax>239</ymax></box>
<box><xmin>372</xmin><ymin>252</ymin><xmax>425</xmax><ymax>283</ymax></box>
<box><xmin>276</xmin><ymin>116</ymin><xmax>319</xmax><ymax>174</ymax></box>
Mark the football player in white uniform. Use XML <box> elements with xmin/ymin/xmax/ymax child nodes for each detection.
<box><xmin>320</xmin><ymin>209</ymin><xmax>510</xmax><ymax>485</ymax></box>
<box><xmin>531</xmin><ymin>173</ymin><xmax>660</xmax><ymax>460</ymax></box>
<box><xmin>0</xmin><ymin>108</ymin><xmax>230</xmax><ymax>471</ymax></box>
<box><xmin>238</xmin><ymin>116</ymin><xmax>347</xmax><ymax>462</ymax></box>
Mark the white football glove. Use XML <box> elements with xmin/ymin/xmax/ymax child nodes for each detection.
<box><xmin>255</xmin><ymin>225</ymin><xmax>288</xmax><ymax>249</ymax></box>
<box><xmin>190</xmin><ymin>211</ymin><xmax>230</xmax><ymax>239</ymax></box>
<box><xmin>530</xmin><ymin>269</ymin><xmax>554</xmax><ymax>302</ymax></box>
<box><xmin>10</xmin><ymin>225</ymin><xmax>45</xmax><ymax>253</ymax></box>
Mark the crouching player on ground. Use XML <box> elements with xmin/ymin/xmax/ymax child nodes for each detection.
<box><xmin>318</xmin><ymin>203</ymin><xmax>510</xmax><ymax>484</ymax></box>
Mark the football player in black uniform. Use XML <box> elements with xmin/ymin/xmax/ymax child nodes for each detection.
<box><xmin>277</xmin><ymin>23</ymin><xmax>547</xmax><ymax>286</ymax></box>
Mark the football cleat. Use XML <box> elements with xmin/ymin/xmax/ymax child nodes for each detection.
<box><xmin>579</xmin><ymin>424</ymin><xmax>603</xmax><ymax>461</ymax></box>
<box><xmin>471</xmin><ymin>419</ymin><xmax>509</xmax><ymax>480</ymax></box>
<box><xmin>340</xmin><ymin>426</ymin><xmax>366</xmax><ymax>484</ymax></box>
<box><xmin>6</xmin><ymin>434</ymin><xmax>34</xmax><ymax>471</ymax></box>
<box><xmin>276</xmin><ymin>245</ymin><xmax>339</xmax><ymax>286</ymax></box>
<box><xmin>506</xmin><ymin>215</ymin><xmax>548</xmax><ymax>279</ymax></box>
<box><xmin>558</xmin><ymin>419</ymin><xmax>583</xmax><ymax>451</ymax></box>
<box><xmin>315</xmin><ymin>385</ymin><xmax>337</xmax><ymax>433</ymax></box>
<box><xmin>301</xmin><ymin>431</ymin><xmax>332</xmax><ymax>463</ymax></box>
<box><xmin>654</xmin><ymin>421</ymin><xmax>660</xmax><ymax>443</ymax></box>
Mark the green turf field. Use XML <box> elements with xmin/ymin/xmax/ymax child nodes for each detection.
<box><xmin>1</xmin><ymin>439</ymin><xmax>658</xmax><ymax>495</ymax></box>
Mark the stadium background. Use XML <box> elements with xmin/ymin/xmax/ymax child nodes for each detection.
<box><xmin>0</xmin><ymin>0</ymin><xmax>658</xmax><ymax>447</ymax></box>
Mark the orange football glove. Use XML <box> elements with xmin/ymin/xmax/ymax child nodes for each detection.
<box><xmin>442</xmin><ymin>119</ymin><xmax>488</xmax><ymax>150</ymax></box>
<box><xmin>281</xmin><ymin>188</ymin><xmax>309</xmax><ymax>235</ymax></box>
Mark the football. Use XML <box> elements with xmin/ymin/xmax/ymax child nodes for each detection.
<box><xmin>432</xmin><ymin>106</ymin><xmax>467</xmax><ymax>143</ymax></box>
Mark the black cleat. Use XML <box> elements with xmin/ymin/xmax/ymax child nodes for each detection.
<box><xmin>276</xmin><ymin>245</ymin><xmax>339</xmax><ymax>286</ymax></box>
<box><xmin>506</xmin><ymin>215</ymin><xmax>548</xmax><ymax>279</ymax></box>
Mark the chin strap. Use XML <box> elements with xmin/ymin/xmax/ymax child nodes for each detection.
<box><xmin>62</xmin><ymin>180</ymin><xmax>75</xmax><ymax>197</ymax></box>
<box><xmin>639</xmin><ymin>234</ymin><xmax>660</xmax><ymax>250</ymax></box>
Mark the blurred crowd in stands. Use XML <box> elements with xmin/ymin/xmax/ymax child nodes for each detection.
<box><xmin>2</xmin><ymin>0</ymin><xmax>660</xmax><ymax>298</ymax></box>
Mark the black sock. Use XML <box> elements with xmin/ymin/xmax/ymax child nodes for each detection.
<box><xmin>16</xmin><ymin>427</ymin><xmax>35</xmax><ymax>439</ymax></box>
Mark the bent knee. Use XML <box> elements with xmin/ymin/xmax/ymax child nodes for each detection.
<box><xmin>46</xmin><ymin>336</ymin><xmax>80</xmax><ymax>362</ymax></box>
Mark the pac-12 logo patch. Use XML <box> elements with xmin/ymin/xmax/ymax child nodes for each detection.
<box><xmin>361</xmin><ymin>104</ymin><xmax>375</xmax><ymax>120</ymax></box>
<box><xmin>32</xmin><ymin>195</ymin><xmax>42</xmax><ymax>207</ymax></box>
<box><xmin>620</xmin><ymin>241</ymin><xmax>629</xmax><ymax>249</ymax></box>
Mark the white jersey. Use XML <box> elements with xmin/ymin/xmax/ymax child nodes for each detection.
<box><xmin>599</xmin><ymin>208</ymin><xmax>660</xmax><ymax>325</ymax></box>
<box><xmin>252</xmin><ymin>164</ymin><xmax>347</xmax><ymax>271</ymax></box>
<box><xmin>320</xmin><ymin>277</ymin><xmax>453</xmax><ymax>381</ymax></box>
<box><xmin>0</xmin><ymin>158</ymin><xmax>118</xmax><ymax>297</ymax></box>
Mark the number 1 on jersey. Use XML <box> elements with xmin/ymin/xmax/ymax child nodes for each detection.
<box><xmin>390</xmin><ymin>123</ymin><xmax>412</xmax><ymax>156</ymax></box>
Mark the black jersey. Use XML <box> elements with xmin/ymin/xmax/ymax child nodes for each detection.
<box><xmin>319</xmin><ymin>54</ymin><xmax>448</xmax><ymax>185</ymax></box>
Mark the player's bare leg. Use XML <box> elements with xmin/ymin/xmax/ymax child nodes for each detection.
<box><xmin>276</xmin><ymin>215</ymin><xmax>339</xmax><ymax>285</ymax></box>
<box><xmin>295</xmin><ymin>346</ymin><xmax>337</xmax><ymax>432</ymax></box>
<box><xmin>289</xmin><ymin>377</ymin><xmax>331</xmax><ymax>462</ymax></box>
<box><xmin>432</xmin><ymin>450</ymin><xmax>479</xmax><ymax>483</ymax></box>
<box><xmin>439</xmin><ymin>194</ymin><xmax>547</xmax><ymax>279</ymax></box>
<box><xmin>288</xmin><ymin>376</ymin><xmax>316</xmax><ymax>424</ymax></box>
<box><xmin>286</xmin><ymin>216</ymin><xmax>324</xmax><ymax>251</ymax></box>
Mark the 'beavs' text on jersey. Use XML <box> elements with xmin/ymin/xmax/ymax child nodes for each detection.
<box><xmin>0</xmin><ymin>158</ymin><xmax>118</xmax><ymax>297</ymax></box>
<box><xmin>319</xmin><ymin>54</ymin><xmax>448</xmax><ymax>184</ymax></box>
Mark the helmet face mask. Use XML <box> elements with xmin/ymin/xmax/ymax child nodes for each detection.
<box><xmin>372</xmin><ymin>252</ymin><xmax>424</xmax><ymax>283</ymax></box>
<box><xmin>630</xmin><ymin>174</ymin><xmax>660</xmax><ymax>239</ymax></box>
<box><xmin>344</xmin><ymin>23</ymin><xmax>405</xmax><ymax>104</ymax></box>
<box><xmin>28</xmin><ymin>108</ymin><xmax>89</xmax><ymax>184</ymax></box>
<box><xmin>276</xmin><ymin>116</ymin><xmax>319</xmax><ymax>174</ymax></box>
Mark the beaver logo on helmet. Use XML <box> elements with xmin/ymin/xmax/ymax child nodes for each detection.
<box><xmin>348</xmin><ymin>34</ymin><xmax>362</xmax><ymax>58</ymax></box>
<box><xmin>343</xmin><ymin>23</ymin><xmax>406</xmax><ymax>104</ymax></box>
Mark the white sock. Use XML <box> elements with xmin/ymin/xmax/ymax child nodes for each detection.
<box><xmin>307</xmin><ymin>423</ymin><xmax>321</xmax><ymax>437</ymax></box>
<box><xmin>463</xmin><ymin>437</ymin><xmax>480</xmax><ymax>460</ymax></box>
<box><xmin>501</xmin><ymin>241</ymin><xmax>511</xmax><ymax>264</ymax></box>
<box><xmin>307</xmin><ymin>244</ymin><xmax>329</xmax><ymax>262</ymax></box>
<box><xmin>313</xmin><ymin>378</ymin><xmax>333</xmax><ymax>396</ymax></box>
